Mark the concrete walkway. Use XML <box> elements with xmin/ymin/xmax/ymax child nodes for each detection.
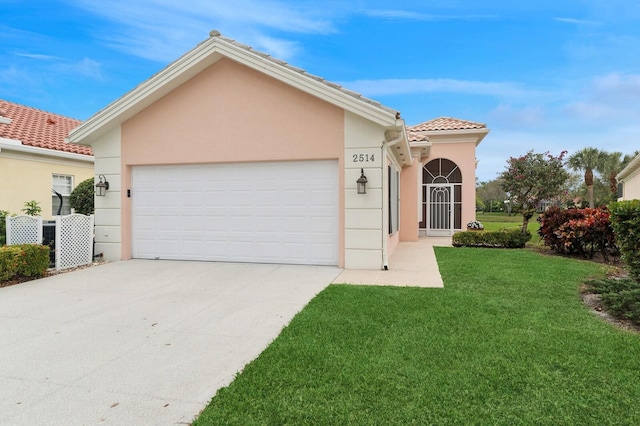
<box><xmin>333</xmin><ymin>237</ymin><xmax>452</xmax><ymax>287</ymax></box>
<box><xmin>0</xmin><ymin>261</ymin><xmax>341</xmax><ymax>426</ymax></box>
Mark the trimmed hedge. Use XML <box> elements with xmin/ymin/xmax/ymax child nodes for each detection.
<box><xmin>0</xmin><ymin>244</ymin><xmax>49</xmax><ymax>282</ymax></box>
<box><xmin>609</xmin><ymin>200</ymin><xmax>640</xmax><ymax>281</ymax></box>
<box><xmin>452</xmin><ymin>229</ymin><xmax>531</xmax><ymax>248</ymax></box>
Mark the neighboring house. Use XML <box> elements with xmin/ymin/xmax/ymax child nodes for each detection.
<box><xmin>0</xmin><ymin>100</ymin><xmax>94</xmax><ymax>218</ymax></box>
<box><xmin>616</xmin><ymin>152</ymin><xmax>640</xmax><ymax>200</ymax></box>
<box><xmin>68</xmin><ymin>31</ymin><xmax>488</xmax><ymax>270</ymax></box>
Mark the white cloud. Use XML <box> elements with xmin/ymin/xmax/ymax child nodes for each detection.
<box><xmin>14</xmin><ymin>52</ymin><xmax>62</xmax><ymax>61</ymax></box>
<box><xmin>564</xmin><ymin>73</ymin><xmax>640</xmax><ymax>120</ymax></box>
<box><xmin>363</xmin><ymin>9</ymin><xmax>496</xmax><ymax>21</ymax></box>
<box><xmin>553</xmin><ymin>17</ymin><xmax>599</xmax><ymax>26</ymax></box>
<box><xmin>71</xmin><ymin>58</ymin><xmax>103</xmax><ymax>79</ymax></box>
<box><xmin>67</xmin><ymin>0</ymin><xmax>337</xmax><ymax>62</ymax></box>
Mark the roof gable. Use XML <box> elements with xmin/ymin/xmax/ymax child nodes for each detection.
<box><xmin>0</xmin><ymin>99</ymin><xmax>92</xmax><ymax>156</ymax></box>
<box><xmin>69</xmin><ymin>31</ymin><xmax>401</xmax><ymax>145</ymax></box>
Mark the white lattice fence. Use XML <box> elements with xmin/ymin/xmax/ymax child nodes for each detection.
<box><xmin>6</xmin><ymin>215</ymin><xmax>43</xmax><ymax>245</ymax></box>
<box><xmin>55</xmin><ymin>214</ymin><xmax>94</xmax><ymax>271</ymax></box>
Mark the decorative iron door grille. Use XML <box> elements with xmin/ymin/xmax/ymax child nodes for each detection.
<box><xmin>427</xmin><ymin>184</ymin><xmax>454</xmax><ymax>236</ymax></box>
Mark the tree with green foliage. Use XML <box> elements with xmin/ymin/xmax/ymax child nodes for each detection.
<box><xmin>499</xmin><ymin>150</ymin><xmax>569</xmax><ymax>233</ymax></box>
<box><xmin>69</xmin><ymin>177</ymin><xmax>95</xmax><ymax>215</ymax></box>
<box><xmin>476</xmin><ymin>179</ymin><xmax>507</xmax><ymax>213</ymax></box>
<box><xmin>568</xmin><ymin>147</ymin><xmax>604</xmax><ymax>208</ymax></box>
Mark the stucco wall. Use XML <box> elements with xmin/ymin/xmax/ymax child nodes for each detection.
<box><xmin>427</xmin><ymin>140</ymin><xmax>478</xmax><ymax>229</ymax></box>
<box><xmin>92</xmin><ymin>127</ymin><xmax>122</xmax><ymax>261</ymax></box>
<box><xmin>344</xmin><ymin>111</ymin><xmax>387</xmax><ymax>269</ymax></box>
<box><xmin>621</xmin><ymin>168</ymin><xmax>640</xmax><ymax>200</ymax></box>
<box><xmin>0</xmin><ymin>153</ymin><xmax>93</xmax><ymax>219</ymax></box>
<box><xmin>119</xmin><ymin>58</ymin><xmax>346</xmax><ymax>264</ymax></box>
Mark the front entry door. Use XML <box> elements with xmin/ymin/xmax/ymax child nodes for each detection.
<box><xmin>427</xmin><ymin>184</ymin><xmax>454</xmax><ymax>236</ymax></box>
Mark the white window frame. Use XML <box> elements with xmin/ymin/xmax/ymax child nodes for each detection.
<box><xmin>52</xmin><ymin>174</ymin><xmax>74</xmax><ymax>215</ymax></box>
<box><xmin>52</xmin><ymin>174</ymin><xmax>74</xmax><ymax>196</ymax></box>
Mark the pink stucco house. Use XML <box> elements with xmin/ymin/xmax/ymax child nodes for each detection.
<box><xmin>68</xmin><ymin>31</ymin><xmax>489</xmax><ymax>270</ymax></box>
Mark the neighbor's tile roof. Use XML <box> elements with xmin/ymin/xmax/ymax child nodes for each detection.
<box><xmin>408</xmin><ymin>117</ymin><xmax>487</xmax><ymax>132</ymax></box>
<box><xmin>408</xmin><ymin>132</ymin><xmax>429</xmax><ymax>142</ymax></box>
<box><xmin>0</xmin><ymin>99</ymin><xmax>92</xmax><ymax>156</ymax></box>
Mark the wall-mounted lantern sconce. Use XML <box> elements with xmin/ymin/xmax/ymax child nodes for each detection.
<box><xmin>356</xmin><ymin>168</ymin><xmax>368</xmax><ymax>194</ymax></box>
<box><xmin>95</xmin><ymin>174</ymin><xmax>110</xmax><ymax>197</ymax></box>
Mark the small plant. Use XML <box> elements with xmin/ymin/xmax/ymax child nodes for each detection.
<box><xmin>466</xmin><ymin>220</ymin><xmax>484</xmax><ymax>230</ymax></box>
<box><xmin>21</xmin><ymin>200</ymin><xmax>42</xmax><ymax>216</ymax></box>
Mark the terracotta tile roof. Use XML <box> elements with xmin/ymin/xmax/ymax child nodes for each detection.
<box><xmin>0</xmin><ymin>99</ymin><xmax>92</xmax><ymax>156</ymax></box>
<box><xmin>408</xmin><ymin>117</ymin><xmax>487</xmax><ymax>132</ymax></box>
<box><xmin>408</xmin><ymin>132</ymin><xmax>429</xmax><ymax>142</ymax></box>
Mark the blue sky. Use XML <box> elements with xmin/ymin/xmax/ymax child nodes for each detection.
<box><xmin>3</xmin><ymin>0</ymin><xmax>640</xmax><ymax>181</ymax></box>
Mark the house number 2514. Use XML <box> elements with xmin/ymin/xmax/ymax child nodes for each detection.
<box><xmin>352</xmin><ymin>154</ymin><xmax>375</xmax><ymax>163</ymax></box>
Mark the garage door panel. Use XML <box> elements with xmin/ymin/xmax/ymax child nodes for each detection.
<box><xmin>132</xmin><ymin>160</ymin><xmax>338</xmax><ymax>265</ymax></box>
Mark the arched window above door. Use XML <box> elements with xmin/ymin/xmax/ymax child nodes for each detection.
<box><xmin>423</xmin><ymin>158</ymin><xmax>462</xmax><ymax>184</ymax></box>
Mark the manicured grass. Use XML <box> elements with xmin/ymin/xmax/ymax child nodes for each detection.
<box><xmin>193</xmin><ymin>249</ymin><xmax>640</xmax><ymax>425</ymax></box>
<box><xmin>475</xmin><ymin>212</ymin><xmax>543</xmax><ymax>248</ymax></box>
<box><xmin>477</xmin><ymin>211</ymin><xmax>533</xmax><ymax>231</ymax></box>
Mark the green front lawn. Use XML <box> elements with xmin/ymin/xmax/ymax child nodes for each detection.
<box><xmin>194</xmin><ymin>248</ymin><xmax>640</xmax><ymax>425</ymax></box>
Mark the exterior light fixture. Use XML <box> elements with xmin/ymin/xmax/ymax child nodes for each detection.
<box><xmin>356</xmin><ymin>168</ymin><xmax>368</xmax><ymax>194</ymax></box>
<box><xmin>95</xmin><ymin>174</ymin><xmax>110</xmax><ymax>197</ymax></box>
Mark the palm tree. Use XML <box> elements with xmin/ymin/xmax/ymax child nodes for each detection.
<box><xmin>568</xmin><ymin>147</ymin><xmax>604</xmax><ymax>208</ymax></box>
<box><xmin>597</xmin><ymin>151</ymin><xmax>623</xmax><ymax>199</ymax></box>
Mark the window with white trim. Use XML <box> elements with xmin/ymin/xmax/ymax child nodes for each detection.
<box><xmin>52</xmin><ymin>174</ymin><xmax>73</xmax><ymax>215</ymax></box>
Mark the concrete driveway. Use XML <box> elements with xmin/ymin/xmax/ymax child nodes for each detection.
<box><xmin>0</xmin><ymin>260</ymin><xmax>341</xmax><ymax>425</ymax></box>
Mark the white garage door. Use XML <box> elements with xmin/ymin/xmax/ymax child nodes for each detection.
<box><xmin>131</xmin><ymin>160</ymin><xmax>339</xmax><ymax>265</ymax></box>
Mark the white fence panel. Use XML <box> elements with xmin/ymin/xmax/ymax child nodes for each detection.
<box><xmin>6</xmin><ymin>215</ymin><xmax>42</xmax><ymax>245</ymax></box>
<box><xmin>55</xmin><ymin>214</ymin><xmax>94</xmax><ymax>271</ymax></box>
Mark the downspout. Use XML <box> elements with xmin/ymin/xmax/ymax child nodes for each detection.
<box><xmin>381</xmin><ymin>126</ymin><xmax>405</xmax><ymax>271</ymax></box>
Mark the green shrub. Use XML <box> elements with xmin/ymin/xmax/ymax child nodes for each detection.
<box><xmin>0</xmin><ymin>246</ymin><xmax>21</xmax><ymax>281</ymax></box>
<box><xmin>69</xmin><ymin>177</ymin><xmax>95</xmax><ymax>215</ymax></box>
<box><xmin>0</xmin><ymin>244</ymin><xmax>49</xmax><ymax>282</ymax></box>
<box><xmin>0</xmin><ymin>210</ymin><xmax>8</xmax><ymax>246</ymax></box>
<box><xmin>452</xmin><ymin>229</ymin><xmax>531</xmax><ymax>248</ymax></box>
<box><xmin>538</xmin><ymin>207</ymin><xmax>616</xmax><ymax>260</ymax></box>
<box><xmin>609</xmin><ymin>200</ymin><xmax>640</xmax><ymax>281</ymax></box>
<box><xmin>589</xmin><ymin>277</ymin><xmax>640</xmax><ymax>326</ymax></box>
<box><xmin>16</xmin><ymin>244</ymin><xmax>49</xmax><ymax>277</ymax></box>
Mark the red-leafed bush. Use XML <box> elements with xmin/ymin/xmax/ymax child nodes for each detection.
<box><xmin>538</xmin><ymin>207</ymin><xmax>616</xmax><ymax>260</ymax></box>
